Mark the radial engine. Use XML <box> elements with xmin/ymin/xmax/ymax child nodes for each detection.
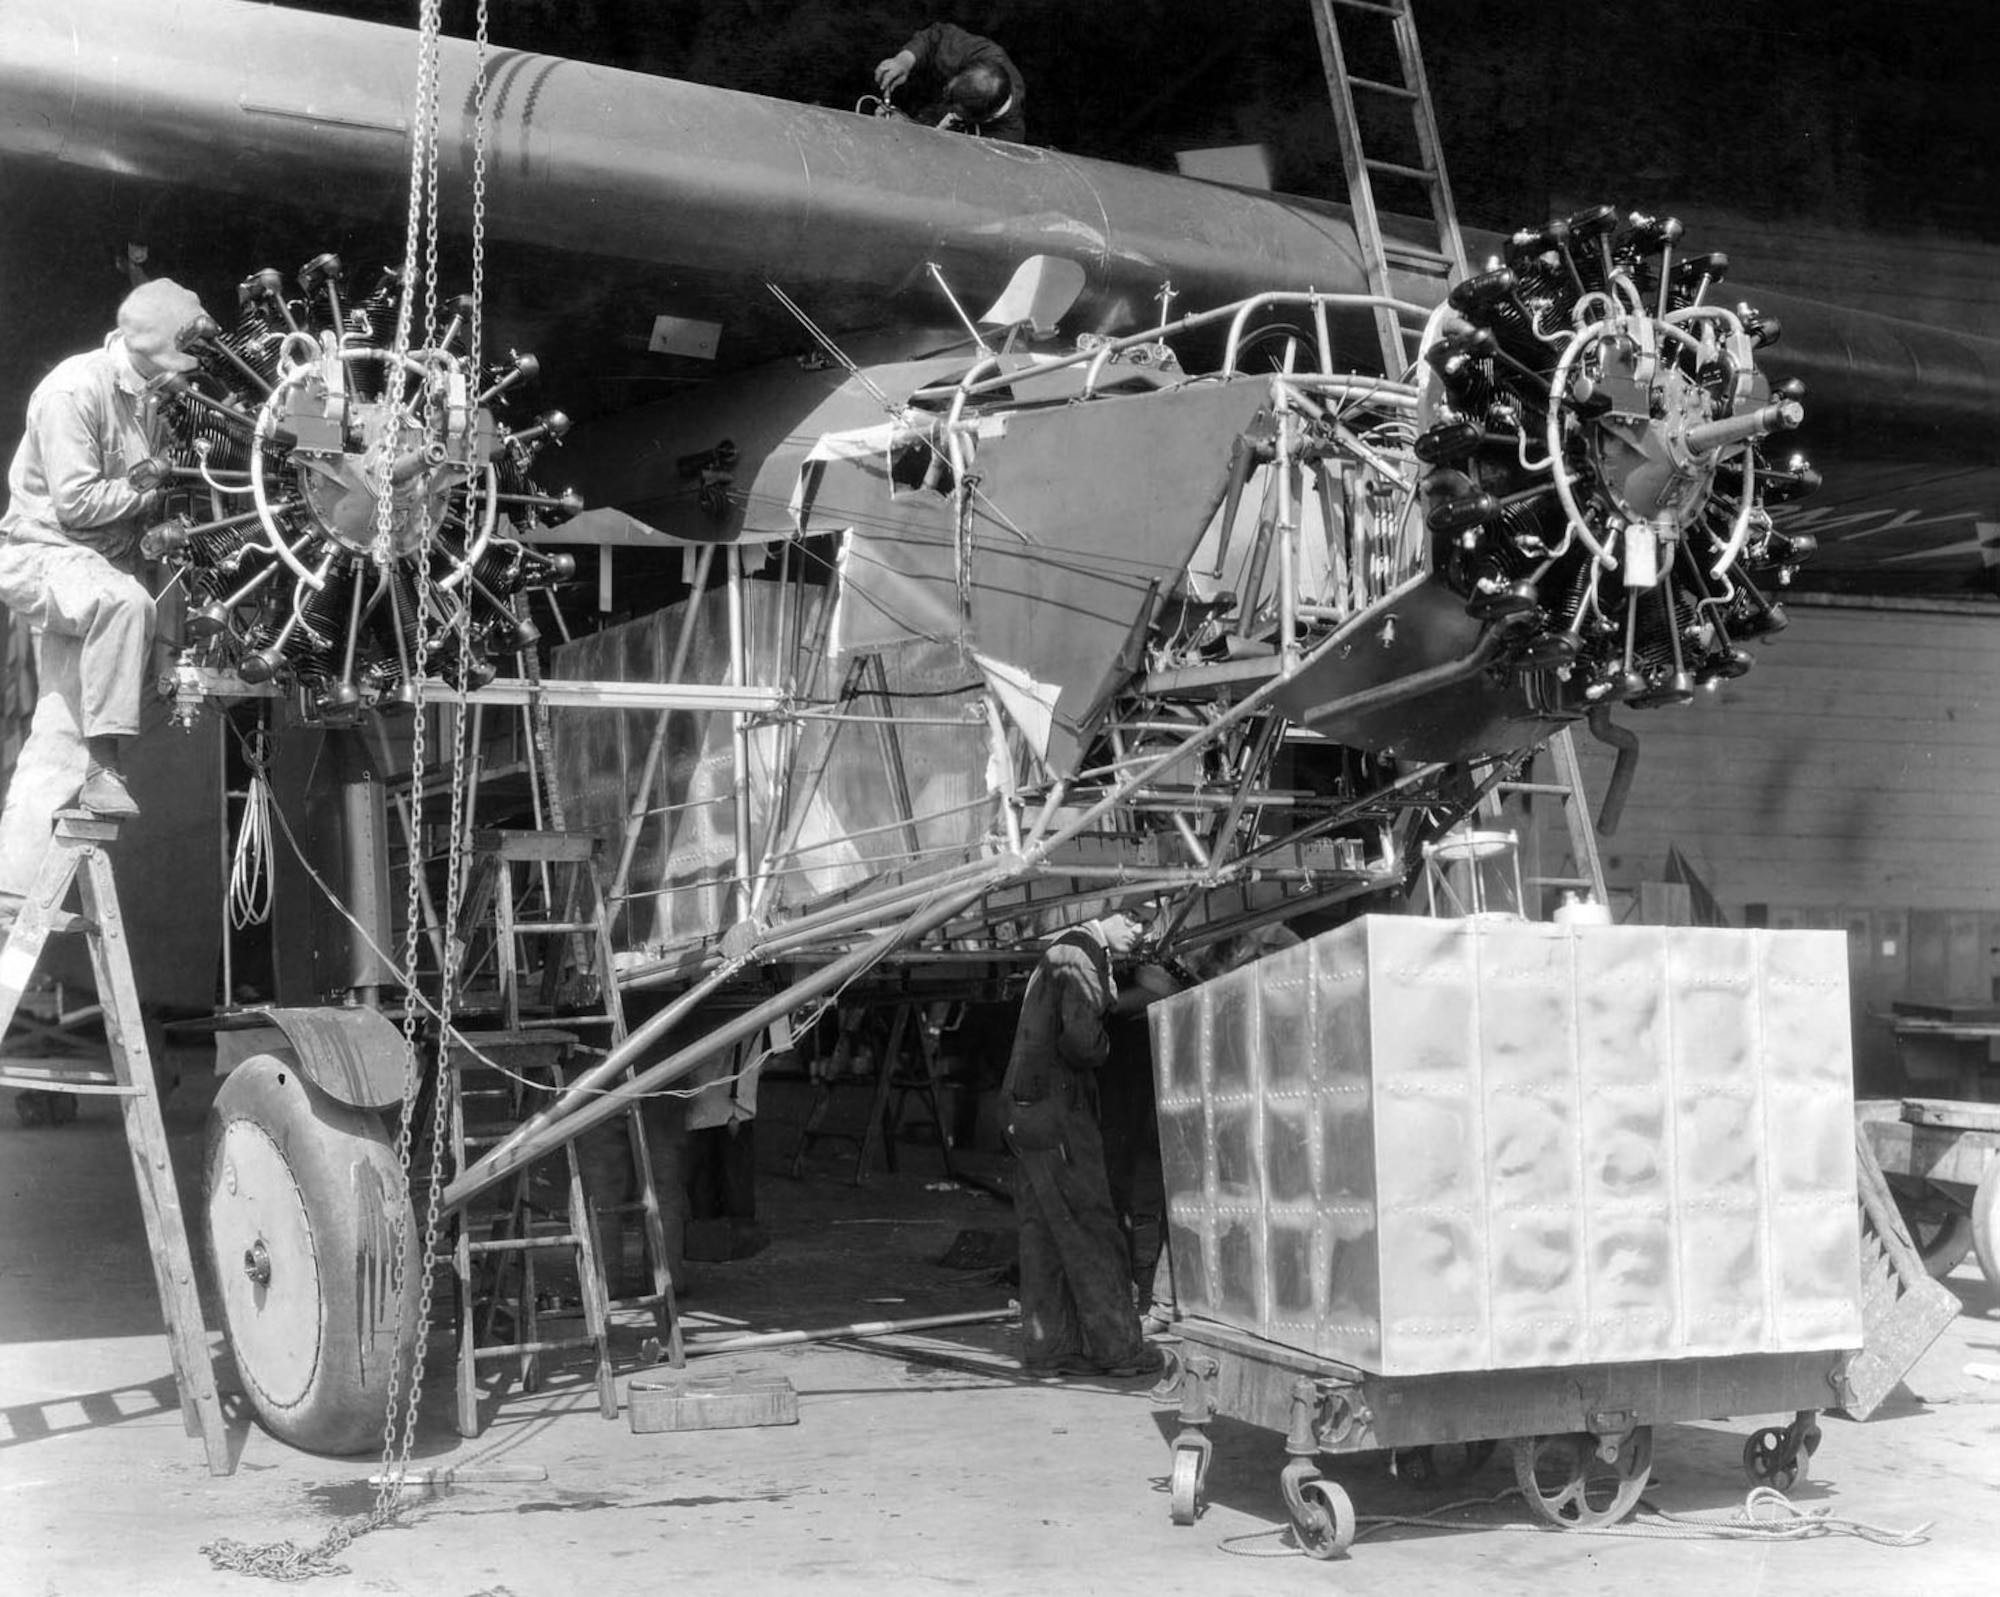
<box><xmin>1417</xmin><ymin>205</ymin><xmax>1818</xmax><ymax>708</ymax></box>
<box><xmin>143</xmin><ymin>255</ymin><xmax>579</xmax><ymax>722</ymax></box>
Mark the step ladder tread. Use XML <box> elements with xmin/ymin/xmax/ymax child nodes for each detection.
<box><xmin>466</xmin><ymin>1232</ymin><xmax>587</xmax><ymax>1255</ymax></box>
<box><xmin>471</xmin><ymin>1333</ymin><xmax>601</xmax><ymax>1361</ymax></box>
<box><xmin>0</xmin><ymin>1070</ymin><xmax>139</xmax><ymax>1096</ymax></box>
<box><xmin>607</xmin><ymin>1290</ymin><xmax>676</xmax><ymax>1310</ymax></box>
<box><xmin>448</xmin><ymin>827</ymin><xmax>672</xmax><ymax>1439</ymax></box>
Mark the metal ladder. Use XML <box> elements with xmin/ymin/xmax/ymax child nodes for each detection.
<box><xmin>0</xmin><ymin>812</ymin><xmax>231</xmax><ymax>1473</ymax></box>
<box><xmin>1307</xmin><ymin>0</ymin><xmax>1471</xmax><ymax>374</ymax></box>
<box><xmin>450</xmin><ymin>829</ymin><xmax>684</xmax><ymax>1436</ymax></box>
<box><xmin>1487</xmin><ymin>727</ymin><xmax>1608</xmax><ymax>911</ymax></box>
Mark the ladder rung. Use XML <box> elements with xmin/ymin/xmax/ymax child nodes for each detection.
<box><xmin>1526</xmin><ymin>875</ymin><xmax>1597</xmax><ymax>891</ymax></box>
<box><xmin>472</xmin><ymin>1333</ymin><xmax>598</xmax><ymax>1361</ymax></box>
<box><xmin>515</xmin><ymin>1015</ymin><xmax>616</xmax><ymax>1029</ymax></box>
<box><xmin>1382</xmin><ymin>243</ymin><xmax>1455</xmax><ymax>268</ymax></box>
<box><xmin>1332</xmin><ymin>0</ymin><xmax>1406</xmax><ymax>16</ymax></box>
<box><xmin>4</xmin><ymin>909</ymin><xmax>94</xmax><ymax>937</ymax></box>
<box><xmin>0</xmin><ymin>1068</ymin><xmax>136</xmax><ymax>1095</ymax></box>
<box><xmin>466</xmin><ymin>1232</ymin><xmax>584</xmax><ymax>1256</ymax></box>
<box><xmin>606</xmin><ymin>1290</ymin><xmax>674</xmax><ymax>1310</ymax></box>
<box><xmin>1497</xmin><ymin>781</ymin><xmax>1577</xmax><ymax>798</ymax></box>
<box><xmin>1348</xmin><ymin>74</ymin><xmax>1417</xmax><ymax>100</ymax></box>
<box><xmin>508</xmin><ymin>921</ymin><xmax>600</xmax><ymax>935</ymax></box>
<box><xmin>1363</xmin><ymin>155</ymin><xmax>1440</xmax><ymax>185</ymax></box>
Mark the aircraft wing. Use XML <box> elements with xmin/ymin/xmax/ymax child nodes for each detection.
<box><xmin>0</xmin><ymin>0</ymin><xmax>1993</xmax><ymax>592</ymax></box>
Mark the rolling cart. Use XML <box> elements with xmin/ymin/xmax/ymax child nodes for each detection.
<box><xmin>1144</xmin><ymin>914</ymin><xmax>1872</xmax><ymax>1554</ymax></box>
<box><xmin>1155</xmin><ymin>1323</ymin><xmax>1836</xmax><ymax>1553</ymax></box>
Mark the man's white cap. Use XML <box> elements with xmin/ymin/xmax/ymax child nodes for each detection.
<box><xmin>116</xmin><ymin>278</ymin><xmax>208</xmax><ymax>375</ymax></box>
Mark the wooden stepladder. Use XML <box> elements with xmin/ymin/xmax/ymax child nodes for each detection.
<box><xmin>0</xmin><ymin>811</ymin><xmax>231</xmax><ymax>1474</ymax></box>
<box><xmin>448</xmin><ymin>829</ymin><xmax>684</xmax><ymax>1437</ymax></box>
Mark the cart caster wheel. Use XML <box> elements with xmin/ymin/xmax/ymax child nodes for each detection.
<box><xmin>1281</xmin><ymin>1460</ymin><xmax>1354</xmax><ymax>1559</ymax></box>
<box><xmin>46</xmin><ymin>1090</ymin><xmax>77</xmax><ymax>1126</ymax></box>
<box><xmin>1169</xmin><ymin>1444</ymin><xmax>1205</xmax><ymax>1526</ymax></box>
<box><xmin>1742</xmin><ymin>1423</ymin><xmax>1816</xmax><ymax>1491</ymax></box>
<box><xmin>1512</xmin><ymin>1426</ymin><xmax>1653</xmax><ymax>1528</ymax></box>
<box><xmin>1394</xmin><ymin>1438</ymin><xmax>1498</xmax><ymax>1487</ymax></box>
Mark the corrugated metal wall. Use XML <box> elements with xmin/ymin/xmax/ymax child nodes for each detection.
<box><xmin>1550</xmin><ymin>598</ymin><xmax>2000</xmax><ymax>1086</ymax></box>
<box><xmin>1573</xmin><ymin>601</ymin><xmax>1999</xmax><ymax>917</ymax></box>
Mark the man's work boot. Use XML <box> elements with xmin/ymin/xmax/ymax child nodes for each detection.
<box><xmin>78</xmin><ymin>766</ymin><xmax>140</xmax><ymax>819</ymax></box>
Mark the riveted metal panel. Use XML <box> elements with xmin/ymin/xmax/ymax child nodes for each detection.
<box><xmin>1150</xmin><ymin>915</ymin><xmax>1863</xmax><ymax>1378</ymax></box>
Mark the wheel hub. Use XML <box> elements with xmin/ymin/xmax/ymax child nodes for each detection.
<box><xmin>208</xmin><ymin>1120</ymin><xmax>324</xmax><ymax>1410</ymax></box>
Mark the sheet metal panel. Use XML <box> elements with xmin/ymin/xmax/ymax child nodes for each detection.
<box><xmin>1149</xmin><ymin>915</ymin><xmax>1862</xmax><ymax>1378</ymax></box>
<box><xmin>547</xmin><ymin>586</ymin><xmax>988</xmax><ymax>950</ymax></box>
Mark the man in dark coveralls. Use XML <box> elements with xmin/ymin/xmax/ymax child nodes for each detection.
<box><xmin>1002</xmin><ymin>907</ymin><xmax>1167</xmax><ymax>1377</ymax></box>
<box><xmin>873</xmin><ymin>21</ymin><xmax>1027</xmax><ymax>143</ymax></box>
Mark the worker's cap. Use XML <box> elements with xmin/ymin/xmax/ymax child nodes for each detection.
<box><xmin>116</xmin><ymin>278</ymin><xmax>213</xmax><ymax>375</ymax></box>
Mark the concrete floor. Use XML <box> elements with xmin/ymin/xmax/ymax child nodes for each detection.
<box><xmin>2</xmin><ymin>1064</ymin><xmax>1997</xmax><ymax>1597</ymax></box>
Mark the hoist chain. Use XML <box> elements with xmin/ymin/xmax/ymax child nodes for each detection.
<box><xmin>469</xmin><ymin>0</ymin><xmax>491</xmax><ymax>376</ymax></box>
<box><xmin>201</xmin><ymin>0</ymin><xmax>480</xmax><ymax>1579</ymax></box>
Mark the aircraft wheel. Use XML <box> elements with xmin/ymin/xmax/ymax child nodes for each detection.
<box><xmin>205</xmin><ymin>1052</ymin><xmax>419</xmax><ymax>1455</ymax></box>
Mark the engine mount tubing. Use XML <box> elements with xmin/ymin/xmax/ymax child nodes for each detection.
<box><xmin>607</xmin><ymin>542</ymin><xmax>718</xmax><ymax>925</ymax></box>
<box><xmin>445</xmin><ymin>578</ymin><xmax>1418</xmax><ymax>1209</ymax></box>
<box><xmin>1231</xmin><ymin>760</ymin><xmax>1450</xmax><ymax>873</ymax></box>
<box><xmin>440</xmin><ymin>867</ymin><xmax>1001</xmax><ymax>1211</ymax></box>
<box><xmin>1290</xmin><ymin>622</ymin><xmax>1507</xmax><ymax>727</ymax></box>
<box><xmin>726</xmin><ymin>545</ymin><xmax>755</xmax><ymax>924</ymax></box>
<box><xmin>1277</xmin><ymin>407</ymin><xmax>1300</xmax><ymax>665</ymax></box>
<box><xmin>744</xmin><ymin>587</ymin><xmax>835</xmax><ymax>916</ymax></box>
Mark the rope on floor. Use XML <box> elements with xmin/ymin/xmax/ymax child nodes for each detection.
<box><xmin>1217</xmin><ymin>1484</ymin><xmax>1932</xmax><ymax>1557</ymax></box>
